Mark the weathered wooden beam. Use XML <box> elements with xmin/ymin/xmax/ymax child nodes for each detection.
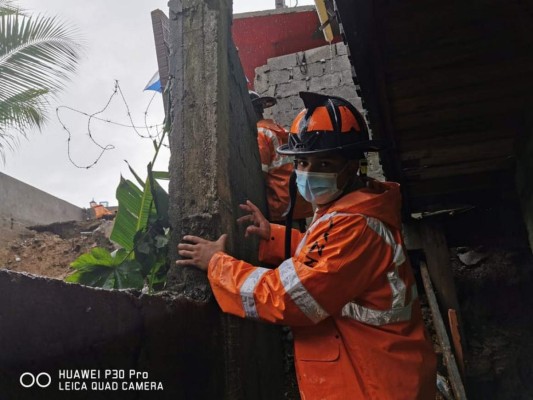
<box><xmin>150</xmin><ymin>9</ymin><xmax>170</xmax><ymax>91</ymax></box>
<box><xmin>516</xmin><ymin>109</ymin><xmax>533</xmax><ymax>253</ymax></box>
<box><xmin>403</xmin><ymin>156</ymin><xmax>514</xmax><ymax>180</ymax></box>
<box><xmin>388</xmin><ymin>60</ymin><xmax>533</xmax><ymax>99</ymax></box>
<box><xmin>419</xmin><ymin>220</ymin><xmax>461</xmax><ymax>315</ymax></box>
<box><xmin>420</xmin><ymin>262</ymin><xmax>467</xmax><ymax>400</ymax></box>
<box><xmin>335</xmin><ymin>0</ymin><xmax>408</xmax><ymax>210</ymax></box>
<box><xmin>448</xmin><ymin>309</ymin><xmax>465</xmax><ymax>378</ymax></box>
<box><xmin>399</xmin><ymin>137</ymin><xmax>515</xmax><ymax>166</ymax></box>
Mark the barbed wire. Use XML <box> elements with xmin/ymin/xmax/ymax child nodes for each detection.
<box><xmin>56</xmin><ymin>80</ymin><xmax>165</xmax><ymax>169</ymax></box>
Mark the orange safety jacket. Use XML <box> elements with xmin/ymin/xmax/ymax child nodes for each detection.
<box><xmin>208</xmin><ymin>180</ymin><xmax>436</xmax><ymax>399</ymax></box>
<box><xmin>257</xmin><ymin>119</ymin><xmax>313</xmax><ymax>222</ymax></box>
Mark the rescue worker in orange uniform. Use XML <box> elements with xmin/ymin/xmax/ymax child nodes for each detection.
<box><xmin>249</xmin><ymin>91</ymin><xmax>313</xmax><ymax>227</ymax></box>
<box><xmin>176</xmin><ymin>92</ymin><xmax>437</xmax><ymax>399</ymax></box>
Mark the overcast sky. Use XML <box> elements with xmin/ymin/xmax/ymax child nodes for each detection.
<box><xmin>1</xmin><ymin>0</ymin><xmax>314</xmax><ymax>208</ymax></box>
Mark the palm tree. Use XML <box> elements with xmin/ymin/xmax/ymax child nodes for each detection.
<box><xmin>0</xmin><ymin>0</ymin><xmax>81</xmax><ymax>159</ymax></box>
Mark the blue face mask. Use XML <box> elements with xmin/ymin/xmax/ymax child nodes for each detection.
<box><xmin>295</xmin><ymin>167</ymin><xmax>346</xmax><ymax>205</ymax></box>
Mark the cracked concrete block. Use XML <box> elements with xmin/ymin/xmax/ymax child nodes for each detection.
<box><xmin>336</xmin><ymin>41</ymin><xmax>348</xmax><ymax>56</ymax></box>
<box><xmin>267</xmin><ymin>53</ymin><xmax>297</xmax><ymax>70</ymax></box>
<box><xmin>254</xmin><ymin>72</ymin><xmax>270</xmax><ymax>94</ymax></box>
<box><xmin>275</xmin><ymin>80</ymin><xmax>308</xmax><ymax>98</ymax></box>
<box><xmin>308</xmin><ymin>73</ymin><xmax>342</xmax><ymax>92</ymax></box>
<box><xmin>269</xmin><ymin>69</ymin><xmax>292</xmax><ymax>84</ymax></box>
<box><xmin>341</xmin><ymin>68</ymin><xmax>354</xmax><ymax>85</ymax></box>
<box><xmin>304</xmin><ymin>44</ymin><xmax>335</xmax><ymax>64</ymax></box>
<box><xmin>306</xmin><ymin>62</ymin><xmax>326</xmax><ymax>78</ymax></box>
<box><xmin>328</xmin><ymin>55</ymin><xmax>351</xmax><ymax>73</ymax></box>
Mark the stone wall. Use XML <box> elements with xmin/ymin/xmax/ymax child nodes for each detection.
<box><xmin>254</xmin><ymin>42</ymin><xmax>384</xmax><ymax>180</ymax></box>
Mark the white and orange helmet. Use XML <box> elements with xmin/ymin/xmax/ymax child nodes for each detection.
<box><xmin>277</xmin><ymin>92</ymin><xmax>384</xmax><ymax>157</ymax></box>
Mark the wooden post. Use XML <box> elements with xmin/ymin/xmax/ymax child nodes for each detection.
<box><xmin>421</xmin><ymin>262</ymin><xmax>467</xmax><ymax>400</ymax></box>
<box><xmin>419</xmin><ymin>219</ymin><xmax>461</xmax><ymax>316</ymax></box>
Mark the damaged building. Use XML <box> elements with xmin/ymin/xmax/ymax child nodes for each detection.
<box><xmin>1</xmin><ymin>0</ymin><xmax>533</xmax><ymax>399</ymax></box>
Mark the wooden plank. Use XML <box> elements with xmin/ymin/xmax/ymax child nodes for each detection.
<box><xmin>392</xmin><ymin>96</ymin><xmax>529</xmax><ymax>132</ymax></box>
<box><xmin>397</xmin><ymin>123</ymin><xmax>515</xmax><ymax>152</ymax></box>
<box><xmin>403</xmin><ymin>156</ymin><xmax>514</xmax><ymax>180</ymax></box>
<box><xmin>335</xmin><ymin>0</ymin><xmax>406</xmax><ymax>185</ymax></box>
<box><xmin>405</xmin><ymin>170</ymin><xmax>509</xmax><ymax>198</ymax></box>
<box><xmin>399</xmin><ymin>137</ymin><xmax>515</xmax><ymax>166</ymax></box>
<box><xmin>391</xmin><ymin>79</ymin><xmax>533</xmax><ymax>118</ymax></box>
<box><xmin>420</xmin><ymin>261</ymin><xmax>467</xmax><ymax>400</ymax></box>
<box><xmin>383</xmin><ymin>14</ymin><xmax>530</xmax><ymax>61</ymax></box>
<box><xmin>381</xmin><ymin>0</ymin><xmax>530</xmax><ymax>58</ymax></box>
<box><xmin>419</xmin><ymin>221</ymin><xmax>461</xmax><ymax>315</ymax></box>
<box><xmin>448</xmin><ymin>309</ymin><xmax>466</xmax><ymax>378</ymax></box>
<box><xmin>388</xmin><ymin>59</ymin><xmax>533</xmax><ymax>100</ymax></box>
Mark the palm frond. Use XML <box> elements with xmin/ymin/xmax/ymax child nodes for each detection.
<box><xmin>0</xmin><ymin>88</ymin><xmax>48</xmax><ymax>128</ymax></box>
<box><xmin>0</xmin><ymin>0</ymin><xmax>24</xmax><ymax>17</ymax></box>
<box><xmin>0</xmin><ymin>88</ymin><xmax>47</xmax><ymax>159</ymax></box>
<box><xmin>0</xmin><ymin>12</ymin><xmax>81</xmax><ymax>100</ymax></box>
<box><xmin>0</xmin><ymin>4</ymin><xmax>81</xmax><ymax>158</ymax></box>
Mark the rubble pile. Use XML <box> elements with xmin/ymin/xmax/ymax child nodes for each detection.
<box><xmin>0</xmin><ymin>220</ymin><xmax>115</xmax><ymax>280</ymax></box>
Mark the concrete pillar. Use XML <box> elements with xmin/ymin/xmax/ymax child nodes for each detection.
<box><xmin>166</xmin><ymin>0</ymin><xmax>283</xmax><ymax>398</ymax></box>
<box><xmin>166</xmin><ymin>0</ymin><xmax>267</xmax><ymax>293</ymax></box>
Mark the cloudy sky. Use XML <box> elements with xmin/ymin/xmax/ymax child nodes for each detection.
<box><xmin>1</xmin><ymin>0</ymin><xmax>314</xmax><ymax>208</ymax></box>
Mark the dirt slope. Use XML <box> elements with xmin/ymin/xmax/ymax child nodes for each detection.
<box><xmin>0</xmin><ymin>220</ymin><xmax>115</xmax><ymax>280</ymax></box>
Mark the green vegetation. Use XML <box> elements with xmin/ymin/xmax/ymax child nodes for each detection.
<box><xmin>67</xmin><ymin>134</ymin><xmax>171</xmax><ymax>293</ymax></box>
<box><xmin>0</xmin><ymin>0</ymin><xmax>81</xmax><ymax>159</ymax></box>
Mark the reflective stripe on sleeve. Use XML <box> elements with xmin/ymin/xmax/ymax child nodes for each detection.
<box><xmin>278</xmin><ymin>258</ymin><xmax>329</xmax><ymax>323</ymax></box>
<box><xmin>292</xmin><ymin>211</ymin><xmax>415</xmax><ymax>326</ymax></box>
<box><xmin>364</xmin><ymin>216</ymin><xmax>408</xmax><ymax>308</ymax></box>
<box><xmin>341</xmin><ymin>285</ymin><xmax>418</xmax><ymax>326</ymax></box>
<box><xmin>258</xmin><ymin>128</ymin><xmax>293</xmax><ymax>171</ymax></box>
<box><xmin>240</xmin><ymin>267</ymin><xmax>270</xmax><ymax>319</ymax></box>
<box><xmin>364</xmin><ymin>216</ymin><xmax>406</xmax><ymax>267</ymax></box>
<box><xmin>388</xmin><ymin>266</ymin><xmax>407</xmax><ymax>309</ymax></box>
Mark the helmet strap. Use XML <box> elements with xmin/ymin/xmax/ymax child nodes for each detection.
<box><xmin>359</xmin><ymin>157</ymin><xmax>368</xmax><ymax>179</ymax></box>
<box><xmin>284</xmin><ymin>170</ymin><xmax>297</xmax><ymax>259</ymax></box>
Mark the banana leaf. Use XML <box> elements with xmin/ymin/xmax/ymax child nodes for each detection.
<box><xmin>66</xmin><ymin>248</ymin><xmax>144</xmax><ymax>290</ymax></box>
<box><xmin>110</xmin><ymin>176</ymin><xmax>155</xmax><ymax>251</ymax></box>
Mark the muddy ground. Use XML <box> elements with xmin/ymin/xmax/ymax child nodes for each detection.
<box><xmin>1</xmin><ymin>220</ymin><xmax>532</xmax><ymax>399</ymax></box>
<box><xmin>451</xmin><ymin>246</ymin><xmax>533</xmax><ymax>399</ymax></box>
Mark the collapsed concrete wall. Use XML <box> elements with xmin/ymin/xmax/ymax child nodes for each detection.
<box><xmin>0</xmin><ymin>172</ymin><xmax>85</xmax><ymax>234</ymax></box>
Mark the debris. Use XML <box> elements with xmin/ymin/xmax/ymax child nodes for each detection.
<box><xmin>457</xmin><ymin>247</ymin><xmax>488</xmax><ymax>266</ymax></box>
<box><xmin>0</xmin><ymin>219</ymin><xmax>115</xmax><ymax>280</ymax></box>
<box><xmin>436</xmin><ymin>374</ymin><xmax>454</xmax><ymax>400</ymax></box>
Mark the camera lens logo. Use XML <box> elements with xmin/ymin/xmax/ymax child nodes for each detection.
<box><xmin>19</xmin><ymin>372</ymin><xmax>52</xmax><ymax>388</ymax></box>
